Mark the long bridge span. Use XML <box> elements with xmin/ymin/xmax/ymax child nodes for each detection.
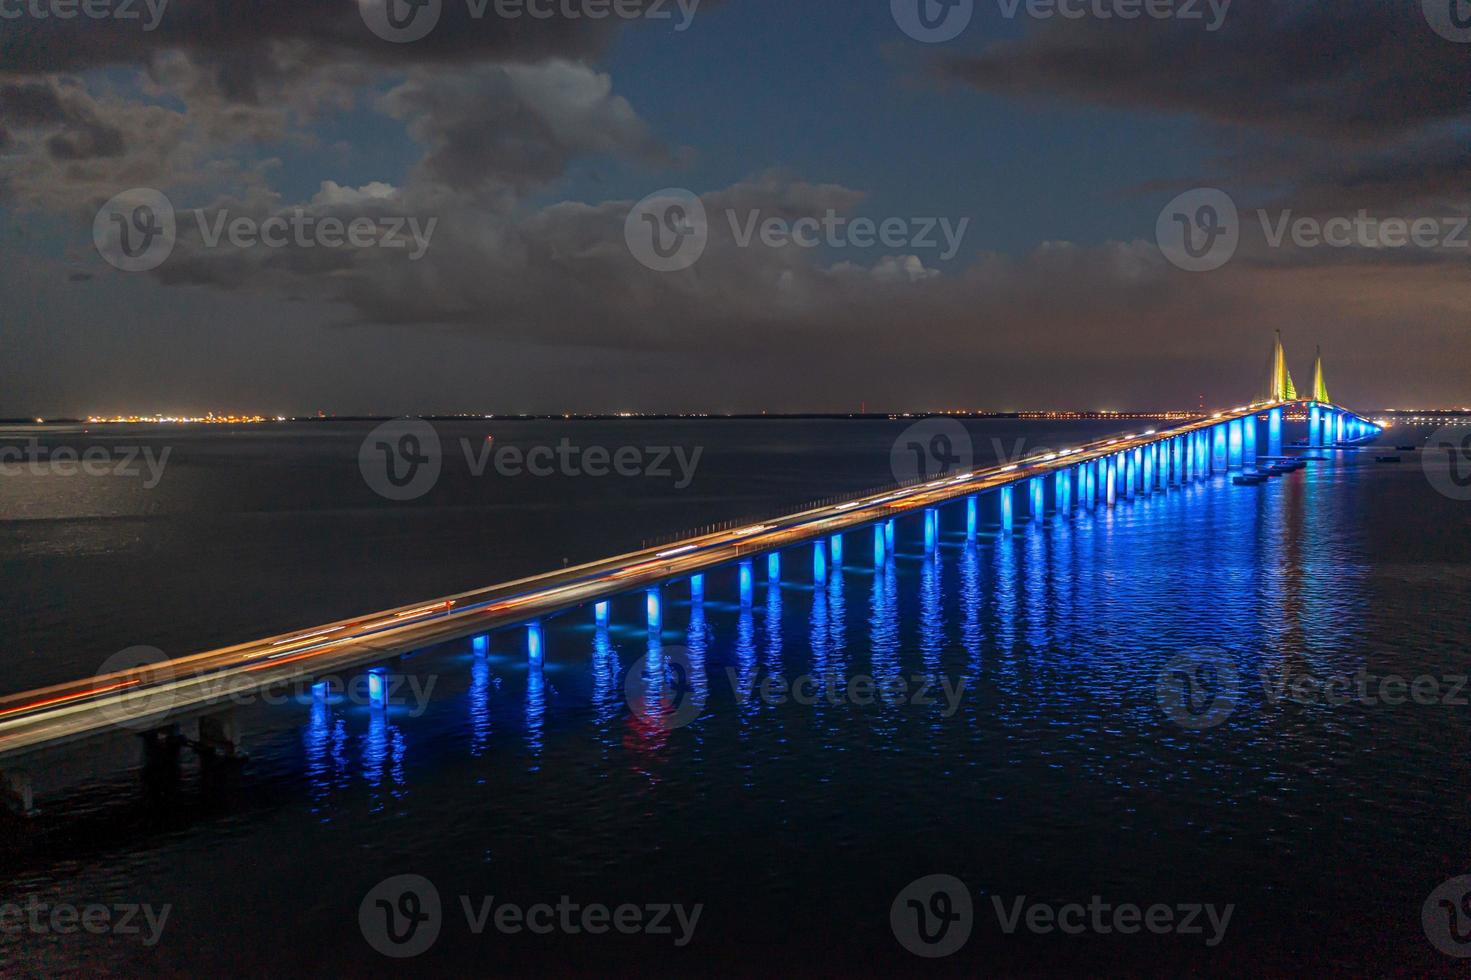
<box><xmin>0</xmin><ymin>351</ymin><xmax>1380</xmax><ymax>814</ymax></box>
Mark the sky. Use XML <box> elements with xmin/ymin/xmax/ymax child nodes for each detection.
<box><xmin>1</xmin><ymin>0</ymin><xmax>1468</xmax><ymax>415</ymax></box>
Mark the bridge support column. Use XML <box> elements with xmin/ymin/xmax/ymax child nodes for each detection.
<box><xmin>1143</xmin><ymin>445</ymin><xmax>1155</xmax><ymax>491</ymax></box>
<box><xmin>198</xmin><ymin>710</ymin><xmax>244</xmax><ymax>760</ymax></box>
<box><xmin>594</xmin><ymin>601</ymin><xmax>610</xmax><ymax>626</ymax></box>
<box><xmin>1029</xmin><ymin>477</ymin><xmax>1045</xmax><ymax>522</ymax></box>
<box><xmin>1228</xmin><ymin>419</ymin><xmax>1244</xmax><ymax>470</ymax></box>
<box><xmin>874</xmin><ymin>525</ymin><xmax>887</xmax><ymax>564</ymax></box>
<box><xmin>646</xmin><ymin>589</ymin><xmax>662</xmax><ymax>631</ymax></box>
<box><xmin>690</xmin><ymin>574</ymin><xmax>704</xmax><ymax>602</ymax></box>
<box><xmin>768</xmin><ymin>552</ymin><xmax>781</xmax><ymax>582</ymax></box>
<box><xmin>830</xmin><ymin>534</ymin><xmax>844</xmax><ymax>565</ymax></box>
<box><xmin>1123</xmin><ymin>454</ymin><xmax>1136</xmax><ymax>500</ymax></box>
<box><xmin>1269</xmin><ymin>408</ymin><xmax>1283</xmax><ymax>457</ymax></box>
<box><xmin>966</xmin><ymin>496</ymin><xmax>978</xmax><ymax>540</ymax></box>
<box><xmin>1106</xmin><ymin>459</ymin><xmax>1118</xmax><ymax>506</ymax></box>
<box><xmin>1243</xmin><ymin>413</ymin><xmax>1257</xmax><ymax>464</ymax></box>
<box><xmin>924</xmin><ymin>510</ymin><xmax>937</xmax><ymax>552</ymax></box>
<box><xmin>1212</xmin><ymin>425</ymin><xmax>1228</xmax><ymax>473</ymax></box>
<box><xmin>739</xmin><ymin>561</ymin><xmax>754</xmax><ymax>606</ymax></box>
<box><xmin>1309</xmin><ymin>404</ymin><xmax>1321</xmax><ymax>447</ymax></box>
<box><xmin>527</xmin><ymin>621</ymin><xmax>545</xmax><ymax>666</ymax></box>
<box><xmin>1335</xmin><ymin>412</ymin><xmax>1346</xmax><ymax>444</ymax></box>
<box><xmin>1</xmin><ymin>769</ymin><xmax>34</xmax><ymax>817</ymax></box>
<box><xmin>884</xmin><ymin>520</ymin><xmax>895</xmax><ymax>551</ymax></box>
<box><xmin>1055</xmin><ymin>469</ymin><xmax>1071</xmax><ymax>517</ymax></box>
<box><xmin>1000</xmin><ymin>486</ymin><xmax>1014</xmax><ymax>530</ymax></box>
<box><xmin>813</xmin><ymin>541</ymin><xmax>828</xmax><ymax>582</ymax></box>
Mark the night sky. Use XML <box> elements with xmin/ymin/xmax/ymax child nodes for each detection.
<box><xmin>2</xmin><ymin>0</ymin><xmax>1468</xmax><ymax>415</ymax></box>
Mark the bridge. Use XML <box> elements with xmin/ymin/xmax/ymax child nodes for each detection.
<box><xmin>0</xmin><ymin>337</ymin><xmax>1382</xmax><ymax>815</ymax></box>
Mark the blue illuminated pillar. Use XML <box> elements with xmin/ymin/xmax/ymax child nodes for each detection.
<box><xmin>966</xmin><ymin>496</ymin><xmax>978</xmax><ymax>540</ymax></box>
<box><xmin>813</xmin><ymin>541</ymin><xmax>828</xmax><ymax>582</ymax></box>
<box><xmin>472</xmin><ymin>633</ymin><xmax>489</xmax><ymax>655</ymax></box>
<box><xmin>594</xmin><ymin>602</ymin><xmax>609</xmax><ymax>626</ymax></box>
<box><xmin>1083</xmin><ymin>462</ymin><xmax>1095</xmax><ymax>509</ymax></box>
<box><xmin>924</xmin><ymin>509</ymin><xmax>938</xmax><ymax>551</ymax></box>
<box><xmin>1228</xmin><ymin>419</ymin><xmax>1244</xmax><ymax>471</ymax></box>
<box><xmin>768</xmin><ymin>551</ymin><xmax>781</xmax><ymax>582</ymax></box>
<box><xmin>885</xmin><ymin>520</ymin><xmax>895</xmax><ymax>551</ymax></box>
<box><xmin>1056</xmin><ymin>469</ymin><xmax>1071</xmax><ymax>516</ymax></box>
<box><xmin>1030</xmin><ymin>477</ymin><xmax>1044</xmax><ymax>522</ymax></box>
<box><xmin>739</xmin><ymin>561</ymin><xmax>753</xmax><ymax>606</ymax></box>
<box><xmin>527</xmin><ymin>621</ymin><xmax>544</xmax><ymax>666</ymax></box>
<box><xmin>873</xmin><ymin>525</ymin><xmax>887</xmax><ymax>564</ymax></box>
<box><xmin>1309</xmin><ymin>404</ymin><xmax>1321</xmax><ymax>447</ymax></box>
<box><xmin>1212</xmin><ymin>425</ymin><xmax>1228</xmax><ymax>473</ymax></box>
<box><xmin>690</xmin><ymin>574</ymin><xmax>704</xmax><ymax>601</ymax></box>
<box><xmin>1124</xmin><ymin>454</ymin><xmax>1137</xmax><ymax>499</ymax></box>
<box><xmin>1143</xmin><ymin>445</ymin><xmax>1155</xmax><ymax>491</ymax></box>
<box><xmin>646</xmin><ymin>588</ymin><xmax>662</xmax><ymax>631</ymax></box>
<box><xmin>1268</xmin><ymin>408</ymin><xmax>1283</xmax><ymax>456</ymax></box>
<box><xmin>1106</xmin><ymin>458</ymin><xmax>1118</xmax><ymax>506</ymax></box>
<box><xmin>367</xmin><ymin>668</ymin><xmax>388</xmax><ymax>710</ymax></box>
<box><xmin>1243</xmin><ymin>414</ymin><xmax>1257</xmax><ymax>463</ymax></box>
<box><xmin>1000</xmin><ymin>486</ymin><xmax>1014</xmax><ymax>530</ymax></box>
<box><xmin>830</xmin><ymin>534</ymin><xmax>843</xmax><ymax>566</ymax></box>
<box><xmin>1335</xmin><ymin>411</ymin><xmax>1345</xmax><ymax>444</ymax></box>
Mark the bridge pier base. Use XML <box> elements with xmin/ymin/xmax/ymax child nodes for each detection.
<box><xmin>198</xmin><ymin>711</ymin><xmax>245</xmax><ymax>760</ymax></box>
<box><xmin>1000</xmin><ymin>486</ymin><xmax>1014</xmax><ymax>530</ymax></box>
<box><xmin>1</xmin><ymin>769</ymin><xmax>34</xmax><ymax>817</ymax></box>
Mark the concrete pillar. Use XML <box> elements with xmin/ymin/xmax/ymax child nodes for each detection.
<box><xmin>646</xmin><ymin>589</ymin><xmax>662</xmax><ymax>631</ymax></box>
<box><xmin>1143</xmin><ymin>445</ymin><xmax>1155</xmax><ymax>491</ymax></box>
<box><xmin>873</xmin><ymin>525</ymin><xmax>887</xmax><ymax>564</ymax></box>
<box><xmin>198</xmin><ymin>710</ymin><xmax>244</xmax><ymax>759</ymax></box>
<box><xmin>1243</xmin><ymin>414</ymin><xmax>1257</xmax><ymax>463</ymax></box>
<box><xmin>1309</xmin><ymin>404</ymin><xmax>1321</xmax><ymax>447</ymax></box>
<box><xmin>739</xmin><ymin>560</ymin><xmax>754</xmax><ymax>606</ymax></box>
<box><xmin>1335</xmin><ymin>412</ymin><xmax>1346</xmax><ymax>443</ymax></box>
<box><xmin>768</xmin><ymin>551</ymin><xmax>781</xmax><ymax>582</ymax></box>
<box><xmin>830</xmin><ymin>534</ymin><xmax>843</xmax><ymax>565</ymax></box>
<box><xmin>924</xmin><ymin>509</ymin><xmax>937</xmax><ymax>552</ymax></box>
<box><xmin>1000</xmin><ymin>486</ymin><xmax>1014</xmax><ymax>530</ymax></box>
<box><xmin>1030</xmin><ymin>477</ymin><xmax>1045</xmax><ymax>522</ymax></box>
<box><xmin>813</xmin><ymin>541</ymin><xmax>828</xmax><ymax>582</ymax></box>
<box><xmin>1056</xmin><ymin>468</ymin><xmax>1071</xmax><ymax>516</ymax></box>
<box><xmin>1106</xmin><ymin>458</ymin><xmax>1118</xmax><ymax>506</ymax></box>
<box><xmin>1269</xmin><ymin>408</ymin><xmax>1283</xmax><ymax>456</ymax></box>
<box><xmin>1</xmin><ymin>769</ymin><xmax>34</xmax><ymax>816</ymax></box>
<box><xmin>967</xmin><ymin>496</ymin><xmax>978</xmax><ymax>540</ymax></box>
<box><xmin>1125</xmin><ymin>454</ymin><xmax>1137</xmax><ymax>499</ymax></box>
<box><xmin>1228</xmin><ymin>419</ymin><xmax>1244</xmax><ymax>470</ymax></box>
<box><xmin>885</xmin><ymin>520</ymin><xmax>895</xmax><ymax>551</ymax></box>
<box><xmin>690</xmin><ymin>575</ymin><xmax>704</xmax><ymax>601</ymax></box>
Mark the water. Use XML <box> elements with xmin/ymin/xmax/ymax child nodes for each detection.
<box><xmin>1</xmin><ymin>420</ymin><xmax>1468</xmax><ymax>976</ymax></box>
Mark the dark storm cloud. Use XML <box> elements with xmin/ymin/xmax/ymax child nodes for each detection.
<box><xmin>936</xmin><ymin>1</ymin><xmax>1471</xmax><ymax>142</ymax></box>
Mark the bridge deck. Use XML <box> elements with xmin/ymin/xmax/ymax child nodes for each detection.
<box><xmin>0</xmin><ymin>400</ymin><xmax>1374</xmax><ymax>765</ymax></box>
